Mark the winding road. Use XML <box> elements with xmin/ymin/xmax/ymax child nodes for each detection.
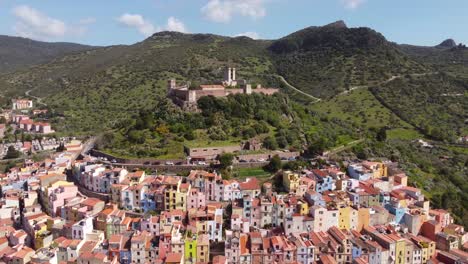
<box><xmin>25</xmin><ymin>88</ymin><xmax>47</xmax><ymax>106</ymax></box>
<box><xmin>274</xmin><ymin>74</ymin><xmax>322</xmax><ymax>103</ymax></box>
<box><xmin>335</xmin><ymin>72</ymin><xmax>437</xmax><ymax>97</ymax></box>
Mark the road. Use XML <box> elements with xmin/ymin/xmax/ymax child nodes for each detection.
<box><xmin>274</xmin><ymin>74</ymin><xmax>322</xmax><ymax>103</ymax></box>
<box><xmin>335</xmin><ymin>72</ymin><xmax>437</xmax><ymax>97</ymax></box>
<box><xmin>25</xmin><ymin>88</ymin><xmax>47</xmax><ymax>106</ymax></box>
<box><xmin>324</xmin><ymin>139</ymin><xmax>364</xmax><ymax>157</ymax></box>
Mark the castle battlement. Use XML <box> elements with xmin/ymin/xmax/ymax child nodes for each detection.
<box><xmin>167</xmin><ymin>67</ymin><xmax>279</xmax><ymax>110</ymax></box>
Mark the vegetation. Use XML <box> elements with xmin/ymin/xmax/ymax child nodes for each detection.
<box><xmin>0</xmin><ymin>23</ymin><xmax>466</xmax><ymax>225</ymax></box>
<box><xmin>371</xmin><ymin>73</ymin><xmax>468</xmax><ymax>141</ymax></box>
<box><xmin>264</xmin><ymin>155</ymin><xmax>282</xmax><ymax>173</ymax></box>
<box><xmin>269</xmin><ymin>22</ymin><xmax>426</xmax><ymax>98</ymax></box>
<box><xmin>95</xmin><ymin>93</ymin><xmax>357</xmax><ymax>159</ymax></box>
<box><xmin>4</xmin><ymin>146</ymin><xmax>21</xmax><ymax>160</ymax></box>
<box><xmin>218</xmin><ymin>153</ymin><xmax>234</xmax><ymax>169</ymax></box>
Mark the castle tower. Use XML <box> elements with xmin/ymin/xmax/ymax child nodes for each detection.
<box><xmin>168</xmin><ymin>79</ymin><xmax>176</xmax><ymax>94</ymax></box>
<box><xmin>231</xmin><ymin>68</ymin><xmax>236</xmax><ymax>81</ymax></box>
<box><xmin>224</xmin><ymin>67</ymin><xmax>232</xmax><ymax>83</ymax></box>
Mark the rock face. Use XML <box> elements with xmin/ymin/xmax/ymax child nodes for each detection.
<box><xmin>323</xmin><ymin>20</ymin><xmax>348</xmax><ymax>29</ymax></box>
<box><xmin>437</xmin><ymin>39</ymin><xmax>457</xmax><ymax>48</ymax></box>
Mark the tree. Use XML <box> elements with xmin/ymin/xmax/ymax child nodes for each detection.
<box><xmin>4</xmin><ymin>146</ymin><xmax>20</xmax><ymax>160</ymax></box>
<box><xmin>264</xmin><ymin>155</ymin><xmax>282</xmax><ymax>173</ymax></box>
<box><xmin>218</xmin><ymin>153</ymin><xmax>234</xmax><ymax>170</ymax></box>
<box><xmin>263</xmin><ymin>136</ymin><xmax>278</xmax><ymax>150</ymax></box>
<box><xmin>307</xmin><ymin>136</ymin><xmax>329</xmax><ymax>156</ymax></box>
<box><xmin>376</xmin><ymin>127</ymin><xmax>387</xmax><ymax>142</ymax></box>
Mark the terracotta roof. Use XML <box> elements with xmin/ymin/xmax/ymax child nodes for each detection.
<box><xmin>80</xmin><ymin>197</ymin><xmax>103</xmax><ymax>207</ymax></box>
<box><xmin>239</xmin><ymin>178</ymin><xmax>260</xmax><ymax>191</ymax></box>
<box><xmin>165</xmin><ymin>252</ymin><xmax>183</xmax><ymax>262</ymax></box>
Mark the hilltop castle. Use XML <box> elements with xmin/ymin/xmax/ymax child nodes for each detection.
<box><xmin>167</xmin><ymin>67</ymin><xmax>279</xmax><ymax>110</ymax></box>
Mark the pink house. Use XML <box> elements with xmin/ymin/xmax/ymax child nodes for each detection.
<box><xmin>430</xmin><ymin>209</ymin><xmax>453</xmax><ymax>228</ymax></box>
<box><xmin>19</xmin><ymin>119</ymin><xmax>34</xmax><ymax>131</ymax></box>
<box><xmin>187</xmin><ymin>187</ymin><xmax>206</xmax><ymax>210</ymax></box>
<box><xmin>47</xmin><ymin>185</ymin><xmax>78</xmax><ymax>216</ymax></box>
<box><xmin>32</xmin><ymin>122</ymin><xmax>53</xmax><ymax>134</ymax></box>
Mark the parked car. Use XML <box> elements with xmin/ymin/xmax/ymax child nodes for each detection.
<box><xmin>111</xmin><ymin>159</ymin><xmax>117</xmax><ymax>163</ymax></box>
<box><xmin>197</xmin><ymin>161</ymin><xmax>207</xmax><ymax>165</ymax></box>
<box><xmin>239</xmin><ymin>159</ymin><xmax>247</xmax><ymax>163</ymax></box>
<box><xmin>258</xmin><ymin>158</ymin><xmax>266</xmax><ymax>162</ymax></box>
<box><xmin>165</xmin><ymin>161</ymin><xmax>174</xmax><ymax>166</ymax></box>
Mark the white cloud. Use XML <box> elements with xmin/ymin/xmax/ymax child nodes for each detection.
<box><xmin>165</xmin><ymin>17</ymin><xmax>188</xmax><ymax>33</ymax></box>
<box><xmin>117</xmin><ymin>13</ymin><xmax>157</xmax><ymax>37</ymax></box>
<box><xmin>234</xmin><ymin>31</ymin><xmax>260</xmax><ymax>39</ymax></box>
<box><xmin>13</xmin><ymin>5</ymin><xmax>67</xmax><ymax>40</ymax></box>
<box><xmin>342</xmin><ymin>0</ymin><xmax>365</xmax><ymax>9</ymax></box>
<box><xmin>201</xmin><ymin>0</ymin><xmax>267</xmax><ymax>23</ymax></box>
<box><xmin>117</xmin><ymin>14</ymin><xmax>188</xmax><ymax>36</ymax></box>
<box><xmin>12</xmin><ymin>5</ymin><xmax>91</xmax><ymax>41</ymax></box>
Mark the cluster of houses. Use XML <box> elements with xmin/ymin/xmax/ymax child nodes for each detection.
<box><xmin>0</xmin><ymin>138</ymin><xmax>82</xmax><ymax>159</ymax></box>
<box><xmin>0</xmin><ymin>145</ymin><xmax>465</xmax><ymax>264</ymax></box>
<box><xmin>12</xmin><ymin>114</ymin><xmax>53</xmax><ymax>135</ymax></box>
<box><xmin>1</xmin><ymin>99</ymin><xmax>53</xmax><ymax>139</ymax></box>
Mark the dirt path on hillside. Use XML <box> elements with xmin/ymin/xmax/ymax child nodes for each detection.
<box><xmin>272</xmin><ymin>74</ymin><xmax>322</xmax><ymax>103</ymax></box>
<box><xmin>25</xmin><ymin>88</ymin><xmax>47</xmax><ymax>106</ymax></box>
<box><xmin>336</xmin><ymin>72</ymin><xmax>437</xmax><ymax>97</ymax></box>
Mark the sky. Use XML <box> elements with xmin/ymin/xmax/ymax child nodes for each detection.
<box><xmin>0</xmin><ymin>0</ymin><xmax>466</xmax><ymax>46</ymax></box>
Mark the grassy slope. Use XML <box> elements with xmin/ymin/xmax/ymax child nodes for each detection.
<box><xmin>312</xmin><ymin>88</ymin><xmax>421</xmax><ymax>139</ymax></box>
<box><xmin>371</xmin><ymin>73</ymin><xmax>468</xmax><ymax>139</ymax></box>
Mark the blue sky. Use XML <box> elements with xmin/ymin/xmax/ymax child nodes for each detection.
<box><xmin>0</xmin><ymin>0</ymin><xmax>466</xmax><ymax>46</ymax></box>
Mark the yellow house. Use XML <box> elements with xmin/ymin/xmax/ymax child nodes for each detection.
<box><xmin>34</xmin><ymin>225</ymin><xmax>50</xmax><ymax>249</ymax></box>
<box><xmin>297</xmin><ymin>200</ymin><xmax>309</xmax><ymax>216</ymax></box>
<box><xmin>196</xmin><ymin>234</ymin><xmax>210</xmax><ymax>263</ymax></box>
<box><xmin>363</xmin><ymin>161</ymin><xmax>388</xmax><ymax>179</ymax></box>
<box><xmin>338</xmin><ymin>206</ymin><xmax>353</xmax><ymax>230</ymax></box>
<box><xmin>356</xmin><ymin>208</ymin><xmax>370</xmax><ymax>232</ymax></box>
<box><xmin>337</xmin><ymin>206</ymin><xmax>358</xmax><ymax>230</ymax></box>
<box><xmin>175</xmin><ymin>183</ymin><xmax>190</xmax><ymax>210</ymax></box>
<box><xmin>410</xmin><ymin>235</ymin><xmax>436</xmax><ymax>263</ymax></box>
<box><xmin>196</xmin><ymin>220</ymin><xmax>208</xmax><ymax>235</ymax></box>
<box><xmin>282</xmin><ymin>171</ymin><xmax>300</xmax><ymax>192</ymax></box>
<box><xmin>389</xmin><ymin>234</ymin><xmax>406</xmax><ymax>264</ymax></box>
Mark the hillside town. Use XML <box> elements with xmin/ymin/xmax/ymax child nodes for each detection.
<box><xmin>0</xmin><ymin>137</ymin><xmax>464</xmax><ymax>264</ymax></box>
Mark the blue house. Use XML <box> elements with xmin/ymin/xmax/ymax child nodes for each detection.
<box><xmin>141</xmin><ymin>192</ymin><xmax>157</xmax><ymax>213</ymax></box>
<box><xmin>304</xmin><ymin>191</ymin><xmax>326</xmax><ymax>207</ymax></box>
<box><xmin>120</xmin><ymin>250</ymin><xmax>131</xmax><ymax>264</ymax></box>
<box><xmin>385</xmin><ymin>203</ymin><xmax>407</xmax><ymax>224</ymax></box>
<box><xmin>311</xmin><ymin>169</ymin><xmax>334</xmax><ymax>193</ymax></box>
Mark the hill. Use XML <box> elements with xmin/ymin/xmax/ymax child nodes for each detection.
<box><xmin>0</xmin><ymin>35</ymin><xmax>95</xmax><ymax>74</ymax></box>
<box><xmin>269</xmin><ymin>21</ymin><xmax>426</xmax><ymax>98</ymax></box>
<box><xmin>0</xmin><ymin>23</ymin><xmax>431</xmax><ymax>131</ymax></box>
<box><xmin>399</xmin><ymin>39</ymin><xmax>468</xmax><ymax>77</ymax></box>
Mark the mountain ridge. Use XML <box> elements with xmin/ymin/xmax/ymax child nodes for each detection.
<box><xmin>0</xmin><ymin>35</ymin><xmax>96</xmax><ymax>74</ymax></box>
